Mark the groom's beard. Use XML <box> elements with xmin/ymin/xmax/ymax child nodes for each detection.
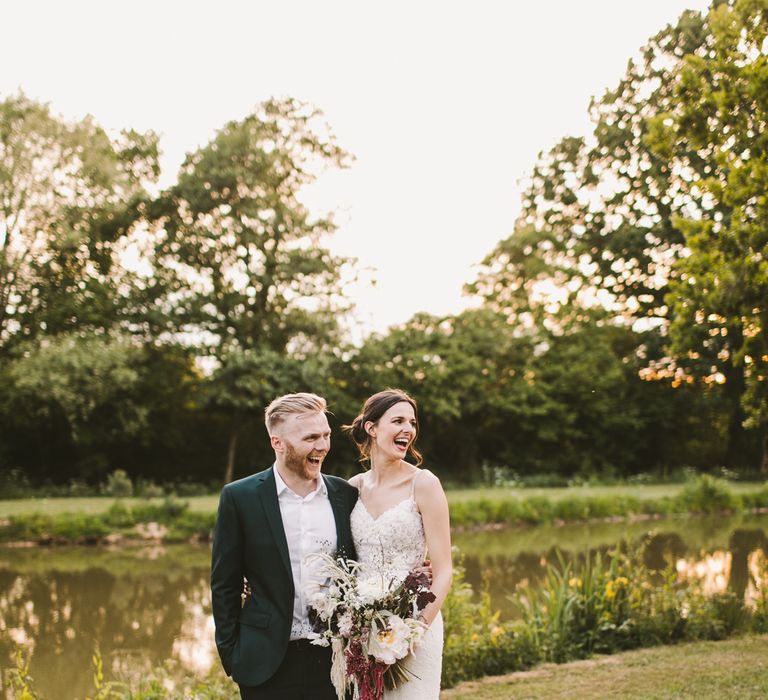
<box><xmin>284</xmin><ymin>442</ymin><xmax>324</xmax><ymax>482</ymax></box>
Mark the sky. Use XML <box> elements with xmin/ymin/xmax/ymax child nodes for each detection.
<box><xmin>2</xmin><ymin>0</ymin><xmax>713</xmax><ymax>339</ymax></box>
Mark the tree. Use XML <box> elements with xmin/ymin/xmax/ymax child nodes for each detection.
<box><xmin>516</xmin><ymin>9</ymin><xmax>718</xmax><ymax>324</ymax></box>
<box><xmin>342</xmin><ymin>309</ymin><xmax>536</xmax><ymax>479</ymax></box>
<box><xmin>0</xmin><ymin>335</ymin><xmax>210</xmax><ymax>484</ymax></box>
<box><xmin>2</xmin><ymin>334</ymin><xmax>148</xmax><ymax>479</ymax></box>
<box><xmin>479</xmin><ymin>2</ymin><xmax>760</xmax><ymax>468</ymax></box>
<box><xmin>0</xmin><ymin>93</ymin><xmax>160</xmax><ymax>349</ymax></box>
<box><xmin>666</xmin><ymin>0</ymin><xmax>768</xmax><ymax>470</ymax></box>
<box><xmin>151</xmin><ymin>98</ymin><xmax>352</xmax><ymax>482</ymax></box>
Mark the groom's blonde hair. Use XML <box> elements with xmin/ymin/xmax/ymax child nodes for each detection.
<box><xmin>265</xmin><ymin>392</ymin><xmax>327</xmax><ymax>435</ymax></box>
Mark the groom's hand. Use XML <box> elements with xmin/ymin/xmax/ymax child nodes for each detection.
<box><xmin>241</xmin><ymin>577</ymin><xmax>252</xmax><ymax>607</ymax></box>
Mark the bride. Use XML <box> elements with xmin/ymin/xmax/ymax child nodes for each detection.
<box><xmin>345</xmin><ymin>389</ymin><xmax>453</xmax><ymax>699</ymax></box>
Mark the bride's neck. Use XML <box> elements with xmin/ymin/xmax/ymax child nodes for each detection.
<box><xmin>368</xmin><ymin>452</ymin><xmax>403</xmax><ymax>483</ymax></box>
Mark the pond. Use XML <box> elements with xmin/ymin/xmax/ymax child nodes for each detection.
<box><xmin>1</xmin><ymin>513</ymin><xmax>767</xmax><ymax>698</ymax></box>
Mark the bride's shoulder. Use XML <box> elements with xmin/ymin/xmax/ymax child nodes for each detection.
<box><xmin>348</xmin><ymin>472</ymin><xmax>365</xmax><ymax>490</ymax></box>
<box><xmin>412</xmin><ymin>468</ymin><xmax>448</xmax><ymax>519</ymax></box>
<box><xmin>413</xmin><ymin>467</ymin><xmax>443</xmax><ymax>493</ymax></box>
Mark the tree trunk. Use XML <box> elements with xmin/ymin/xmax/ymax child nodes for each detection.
<box><xmin>224</xmin><ymin>425</ymin><xmax>239</xmax><ymax>484</ymax></box>
<box><xmin>761</xmin><ymin>425</ymin><xmax>768</xmax><ymax>475</ymax></box>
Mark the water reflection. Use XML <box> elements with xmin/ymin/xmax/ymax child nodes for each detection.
<box><xmin>0</xmin><ymin>545</ymin><xmax>212</xmax><ymax>698</ymax></box>
<box><xmin>453</xmin><ymin>514</ymin><xmax>768</xmax><ymax>619</ymax></box>
<box><xmin>0</xmin><ymin>516</ymin><xmax>766</xmax><ymax>696</ymax></box>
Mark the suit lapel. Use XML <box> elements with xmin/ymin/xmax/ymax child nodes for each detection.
<box><xmin>325</xmin><ymin>475</ymin><xmax>353</xmax><ymax>557</ymax></box>
<box><xmin>258</xmin><ymin>467</ymin><xmax>292</xmax><ymax>580</ymax></box>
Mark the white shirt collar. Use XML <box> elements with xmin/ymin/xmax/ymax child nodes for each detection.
<box><xmin>273</xmin><ymin>463</ymin><xmax>327</xmax><ymax>498</ymax></box>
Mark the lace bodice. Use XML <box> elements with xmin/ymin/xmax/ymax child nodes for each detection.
<box><xmin>350</xmin><ymin>497</ymin><xmax>426</xmax><ymax>584</ymax></box>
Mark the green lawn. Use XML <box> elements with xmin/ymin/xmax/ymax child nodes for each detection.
<box><xmin>445</xmin><ymin>482</ymin><xmax>765</xmax><ymax>503</ymax></box>
<box><xmin>441</xmin><ymin>636</ymin><xmax>768</xmax><ymax>699</ymax></box>
<box><xmin>0</xmin><ymin>482</ymin><xmax>764</xmax><ymax>518</ymax></box>
<box><xmin>0</xmin><ymin>495</ymin><xmax>220</xmax><ymax>517</ymax></box>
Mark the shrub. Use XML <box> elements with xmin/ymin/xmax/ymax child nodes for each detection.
<box><xmin>103</xmin><ymin>501</ymin><xmax>136</xmax><ymax>528</ymax></box>
<box><xmin>166</xmin><ymin>511</ymin><xmax>216</xmax><ymax>540</ymax></box>
<box><xmin>170</xmin><ymin>481</ymin><xmax>215</xmax><ymax>497</ymax></box>
<box><xmin>442</xmin><ymin>563</ymin><xmax>539</xmax><ymax>687</ymax></box>
<box><xmin>0</xmin><ymin>513</ymin><xmax>49</xmax><ymax>541</ymax></box>
<box><xmin>124</xmin><ymin>496</ymin><xmax>189</xmax><ymax>524</ymax></box>
<box><xmin>102</xmin><ymin>469</ymin><xmax>134</xmax><ymax>497</ymax></box>
<box><xmin>67</xmin><ymin>479</ymin><xmax>95</xmax><ymax>497</ymax></box>
<box><xmin>676</xmin><ymin>475</ymin><xmax>741</xmax><ymax>514</ymax></box>
<box><xmin>135</xmin><ymin>479</ymin><xmax>165</xmax><ymax>498</ymax></box>
<box><xmin>741</xmin><ymin>484</ymin><xmax>768</xmax><ymax>510</ymax></box>
<box><xmin>518</xmin><ymin>496</ymin><xmax>555</xmax><ymax>525</ymax></box>
<box><xmin>49</xmin><ymin>513</ymin><xmax>110</xmax><ymax>541</ymax></box>
<box><xmin>0</xmin><ymin>469</ymin><xmax>34</xmax><ymax>499</ymax></box>
<box><xmin>685</xmin><ymin>591</ymin><xmax>749</xmax><ymax>640</ymax></box>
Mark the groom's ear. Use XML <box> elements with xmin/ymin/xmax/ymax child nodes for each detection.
<box><xmin>270</xmin><ymin>434</ymin><xmax>283</xmax><ymax>452</ymax></box>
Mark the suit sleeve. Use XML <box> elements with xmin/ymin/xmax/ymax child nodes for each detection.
<box><xmin>210</xmin><ymin>485</ymin><xmax>243</xmax><ymax>676</ymax></box>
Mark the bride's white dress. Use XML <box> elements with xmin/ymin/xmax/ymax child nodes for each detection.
<box><xmin>350</xmin><ymin>485</ymin><xmax>443</xmax><ymax>699</ymax></box>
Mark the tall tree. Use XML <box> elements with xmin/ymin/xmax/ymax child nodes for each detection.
<box><xmin>477</xmin><ymin>2</ymin><xmax>759</xmax><ymax>468</ymax></box>
<box><xmin>0</xmin><ymin>93</ymin><xmax>160</xmax><ymax>349</ymax></box>
<box><xmin>666</xmin><ymin>0</ymin><xmax>768</xmax><ymax>470</ymax></box>
<box><xmin>152</xmin><ymin>98</ymin><xmax>352</xmax><ymax>482</ymax></box>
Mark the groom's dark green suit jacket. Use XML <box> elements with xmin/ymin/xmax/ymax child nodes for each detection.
<box><xmin>210</xmin><ymin>466</ymin><xmax>358</xmax><ymax>687</ymax></box>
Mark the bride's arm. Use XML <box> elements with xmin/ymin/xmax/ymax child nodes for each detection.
<box><xmin>415</xmin><ymin>470</ymin><xmax>453</xmax><ymax>626</ymax></box>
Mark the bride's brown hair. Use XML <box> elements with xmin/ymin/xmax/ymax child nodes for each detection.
<box><xmin>343</xmin><ymin>388</ymin><xmax>423</xmax><ymax>466</ymax></box>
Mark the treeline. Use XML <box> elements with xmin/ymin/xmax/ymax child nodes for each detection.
<box><xmin>1</xmin><ymin>0</ymin><xmax>766</xmax><ymax>487</ymax></box>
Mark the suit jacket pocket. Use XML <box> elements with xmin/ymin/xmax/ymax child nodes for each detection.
<box><xmin>239</xmin><ymin>604</ymin><xmax>271</xmax><ymax>629</ymax></box>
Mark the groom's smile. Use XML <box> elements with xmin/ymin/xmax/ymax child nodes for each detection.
<box><xmin>274</xmin><ymin>411</ymin><xmax>332</xmax><ymax>485</ymax></box>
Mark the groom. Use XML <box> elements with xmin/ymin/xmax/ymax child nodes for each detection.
<box><xmin>210</xmin><ymin>392</ymin><xmax>358</xmax><ymax>699</ymax></box>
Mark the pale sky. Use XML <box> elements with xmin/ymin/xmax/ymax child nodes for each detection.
<box><xmin>2</xmin><ymin>0</ymin><xmax>712</xmax><ymax>339</ymax></box>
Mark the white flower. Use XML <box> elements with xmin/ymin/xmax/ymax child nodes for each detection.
<box><xmin>367</xmin><ymin>614</ymin><xmax>411</xmax><ymax>665</ymax></box>
<box><xmin>355</xmin><ymin>576</ymin><xmax>388</xmax><ymax>605</ymax></box>
<box><xmin>307</xmin><ymin>589</ymin><xmax>339</xmax><ymax>620</ymax></box>
<box><xmin>337</xmin><ymin>610</ymin><xmax>354</xmax><ymax>637</ymax></box>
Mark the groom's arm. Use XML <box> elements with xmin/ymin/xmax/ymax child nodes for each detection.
<box><xmin>210</xmin><ymin>485</ymin><xmax>244</xmax><ymax>676</ymax></box>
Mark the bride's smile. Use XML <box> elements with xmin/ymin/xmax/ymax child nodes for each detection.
<box><xmin>367</xmin><ymin>402</ymin><xmax>418</xmax><ymax>466</ymax></box>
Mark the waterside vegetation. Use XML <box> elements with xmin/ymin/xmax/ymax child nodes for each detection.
<box><xmin>0</xmin><ymin>476</ymin><xmax>766</xmax><ymax>545</ymax></box>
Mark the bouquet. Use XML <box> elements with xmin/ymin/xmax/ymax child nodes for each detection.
<box><xmin>306</xmin><ymin>554</ymin><xmax>436</xmax><ymax>700</ymax></box>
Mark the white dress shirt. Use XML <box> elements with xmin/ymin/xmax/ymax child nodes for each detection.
<box><xmin>273</xmin><ymin>465</ymin><xmax>337</xmax><ymax>640</ymax></box>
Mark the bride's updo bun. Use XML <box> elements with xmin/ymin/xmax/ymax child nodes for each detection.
<box><xmin>347</xmin><ymin>414</ymin><xmax>369</xmax><ymax>447</ymax></box>
<box><xmin>342</xmin><ymin>388</ymin><xmax>423</xmax><ymax>466</ymax></box>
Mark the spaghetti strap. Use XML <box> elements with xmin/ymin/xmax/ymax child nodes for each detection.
<box><xmin>409</xmin><ymin>469</ymin><xmax>422</xmax><ymax>500</ymax></box>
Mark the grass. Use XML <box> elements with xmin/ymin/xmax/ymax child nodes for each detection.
<box><xmin>0</xmin><ymin>495</ymin><xmax>220</xmax><ymax>517</ymax></box>
<box><xmin>440</xmin><ymin>635</ymin><xmax>768</xmax><ymax>699</ymax></box>
<box><xmin>1</xmin><ymin>482</ymin><xmax>765</xmax><ymax>517</ymax></box>
<box><xmin>447</xmin><ymin>482</ymin><xmax>765</xmax><ymax>503</ymax></box>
